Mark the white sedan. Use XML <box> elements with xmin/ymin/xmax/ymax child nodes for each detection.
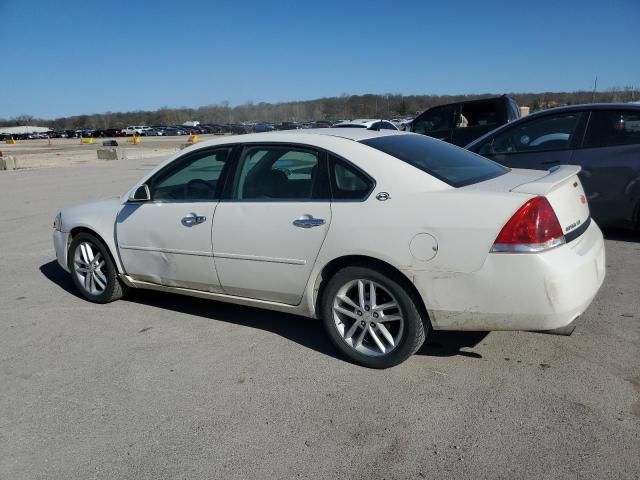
<box><xmin>52</xmin><ymin>129</ymin><xmax>605</xmax><ymax>368</ymax></box>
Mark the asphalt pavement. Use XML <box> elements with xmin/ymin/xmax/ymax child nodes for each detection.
<box><xmin>0</xmin><ymin>156</ymin><xmax>638</xmax><ymax>479</ymax></box>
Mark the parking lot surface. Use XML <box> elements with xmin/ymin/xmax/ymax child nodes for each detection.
<box><xmin>0</xmin><ymin>152</ymin><xmax>639</xmax><ymax>479</ymax></box>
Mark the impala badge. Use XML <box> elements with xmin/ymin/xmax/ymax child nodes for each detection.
<box><xmin>376</xmin><ymin>192</ymin><xmax>391</xmax><ymax>201</ymax></box>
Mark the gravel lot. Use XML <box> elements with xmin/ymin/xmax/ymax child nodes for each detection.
<box><xmin>1</xmin><ymin>146</ymin><xmax>638</xmax><ymax>479</ymax></box>
<box><xmin>0</xmin><ymin>135</ymin><xmax>223</xmax><ymax>169</ymax></box>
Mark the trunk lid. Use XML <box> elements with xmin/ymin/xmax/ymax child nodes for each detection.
<box><xmin>510</xmin><ymin>165</ymin><xmax>590</xmax><ymax>239</ymax></box>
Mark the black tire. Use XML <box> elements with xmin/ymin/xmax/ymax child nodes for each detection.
<box><xmin>320</xmin><ymin>265</ymin><xmax>427</xmax><ymax>368</ymax></box>
<box><xmin>68</xmin><ymin>232</ymin><xmax>127</xmax><ymax>303</ymax></box>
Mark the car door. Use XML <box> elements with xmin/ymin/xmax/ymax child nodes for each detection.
<box><xmin>212</xmin><ymin>144</ymin><xmax>331</xmax><ymax>305</ymax></box>
<box><xmin>116</xmin><ymin>147</ymin><xmax>234</xmax><ymax>292</ymax></box>
<box><xmin>570</xmin><ymin>109</ymin><xmax>640</xmax><ymax>228</ymax></box>
<box><xmin>411</xmin><ymin>105</ymin><xmax>454</xmax><ymax>143</ymax></box>
<box><xmin>474</xmin><ymin>110</ymin><xmax>586</xmax><ymax>170</ymax></box>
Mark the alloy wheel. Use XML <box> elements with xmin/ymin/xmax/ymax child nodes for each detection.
<box><xmin>332</xmin><ymin>279</ymin><xmax>404</xmax><ymax>357</ymax></box>
<box><xmin>73</xmin><ymin>241</ymin><xmax>108</xmax><ymax>296</ymax></box>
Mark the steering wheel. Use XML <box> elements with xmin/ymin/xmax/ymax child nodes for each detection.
<box><xmin>184</xmin><ymin>179</ymin><xmax>216</xmax><ymax>199</ymax></box>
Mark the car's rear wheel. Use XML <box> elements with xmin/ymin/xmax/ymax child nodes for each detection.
<box><xmin>321</xmin><ymin>266</ymin><xmax>426</xmax><ymax>368</ymax></box>
<box><xmin>68</xmin><ymin>232</ymin><xmax>126</xmax><ymax>303</ymax></box>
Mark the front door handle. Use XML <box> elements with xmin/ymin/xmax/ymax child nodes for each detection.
<box><xmin>181</xmin><ymin>213</ymin><xmax>207</xmax><ymax>227</ymax></box>
<box><xmin>293</xmin><ymin>214</ymin><xmax>326</xmax><ymax>228</ymax></box>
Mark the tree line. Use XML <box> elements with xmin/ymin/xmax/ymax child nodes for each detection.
<box><xmin>1</xmin><ymin>88</ymin><xmax>638</xmax><ymax>131</ymax></box>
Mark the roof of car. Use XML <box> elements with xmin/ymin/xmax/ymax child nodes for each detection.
<box><xmin>421</xmin><ymin>95</ymin><xmax>513</xmax><ymax>110</ymax></box>
<box><xmin>529</xmin><ymin>102</ymin><xmax>640</xmax><ymax>113</ymax></box>
<box><xmin>193</xmin><ymin>128</ymin><xmax>408</xmax><ymax>149</ymax></box>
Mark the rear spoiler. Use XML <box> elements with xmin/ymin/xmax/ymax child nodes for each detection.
<box><xmin>510</xmin><ymin>165</ymin><xmax>581</xmax><ymax>196</ymax></box>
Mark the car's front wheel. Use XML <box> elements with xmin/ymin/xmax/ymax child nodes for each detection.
<box><xmin>68</xmin><ymin>232</ymin><xmax>126</xmax><ymax>303</ymax></box>
<box><xmin>321</xmin><ymin>266</ymin><xmax>427</xmax><ymax>368</ymax></box>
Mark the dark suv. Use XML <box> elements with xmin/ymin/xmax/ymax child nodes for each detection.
<box><xmin>410</xmin><ymin>96</ymin><xmax>520</xmax><ymax>146</ymax></box>
<box><xmin>466</xmin><ymin>103</ymin><xmax>640</xmax><ymax>230</ymax></box>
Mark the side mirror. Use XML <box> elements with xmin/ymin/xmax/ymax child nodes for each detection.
<box><xmin>129</xmin><ymin>184</ymin><xmax>150</xmax><ymax>202</ymax></box>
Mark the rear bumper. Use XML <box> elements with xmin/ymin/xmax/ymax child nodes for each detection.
<box><xmin>53</xmin><ymin>229</ymin><xmax>70</xmax><ymax>272</ymax></box>
<box><xmin>413</xmin><ymin>221</ymin><xmax>606</xmax><ymax>331</ymax></box>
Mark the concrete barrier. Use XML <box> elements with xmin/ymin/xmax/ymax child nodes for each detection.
<box><xmin>0</xmin><ymin>155</ymin><xmax>17</xmax><ymax>170</ymax></box>
<box><xmin>97</xmin><ymin>148</ymin><xmax>126</xmax><ymax>161</ymax></box>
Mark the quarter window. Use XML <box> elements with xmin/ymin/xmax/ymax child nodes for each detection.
<box><xmin>489</xmin><ymin>112</ymin><xmax>582</xmax><ymax>154</ymax></box>
<box><xmin>330</xmin><ymin>156</ymin><xmax>373</xmax><ymax>200</ymax></box>
<box><xmin>234</xmin><ymin>146</ymin><xmax>324</xmax><ymax>200</ymax></box>
<box><xmin>584</xmin><ymin>110</ymin><xmax>640</xmax><ymax>147</ymax></box>
<box><xmin>149</xmin><ymin>148</ymin><xmax>231</xmax><ymax>201</ymax></box>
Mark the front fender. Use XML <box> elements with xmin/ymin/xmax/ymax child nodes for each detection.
<box><xmin>60</xmin><ymin>197</ymin><xmax>125</xmax><ymax>272</ymax></box>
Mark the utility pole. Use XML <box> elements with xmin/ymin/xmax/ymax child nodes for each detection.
<box><xmin>592</xmin><ymin>76</ymin><xmax>598</xmax><ymax>102</ymax></box>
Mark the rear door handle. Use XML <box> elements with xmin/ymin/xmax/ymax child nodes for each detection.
<box><xmin>293</xmin><ymin>215</ymin><xmax>326</xmax><ymax>228</ymax></box>
<box><xmin>181</xmin><ymin>213</ymin><xmax>207</xmax><ymax>227</ymax></box>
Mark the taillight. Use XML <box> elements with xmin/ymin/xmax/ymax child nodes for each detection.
<box><xmin>491</xmin><ymin>196</ymin><xmax>565</xmax><ymax>253</ymax></box>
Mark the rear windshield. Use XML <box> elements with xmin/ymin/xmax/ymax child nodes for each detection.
<box><xmin>360</xmin><ymin>134</ymin><xmax>508</xmax><ymax>187</ymax></box>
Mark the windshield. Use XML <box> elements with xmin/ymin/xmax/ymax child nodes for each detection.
<box><xmin>360</xmin><ymin>134</ymin><xmax>508</xmax><ymax>187</ymax></box>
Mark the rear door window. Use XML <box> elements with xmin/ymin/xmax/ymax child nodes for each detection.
<box><xmin>232</xmin><ymin>146</ymin><xmax>328</xmax><ymax>200</ymax></box>
<box><xmin>584</xmin><ymin>110</ymin><xmax>640</xmax><ymax>147</ymax></box>
<box><xmin>361</xmin><ymin>134</ymin><xmax>507</xmax><ymax>187</ymax></box>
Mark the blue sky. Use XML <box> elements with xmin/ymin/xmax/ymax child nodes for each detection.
<box><xmin>1</xmin><ymin>0</ymin><xmax>638</xmax><ymax>119</ymax></box>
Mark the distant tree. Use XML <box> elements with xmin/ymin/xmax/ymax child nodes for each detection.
<box><xmin>397</xmin><ymin>99</ymin><xmax>408</xmax><ymax>116</ymax></box>
<box><xmin>13</xmin><ymin>114</ymin><xmax>34</xmax><ymax>125</ymax></box>
<box><xmin>530</xmin><ymin>98</ymin><xmax>541</xmax><ymax>111</ymax></box>
<box><xmin>1</xmin><ymin>89</ymin><xmax>634</xmax><ymax>130</ymax></box>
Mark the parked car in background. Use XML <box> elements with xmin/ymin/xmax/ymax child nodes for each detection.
<box><xmin>252</xmin><ymin>123</ymin><xmax>276</xmax><ymax>133</ymax></box>
<box><xmin>142</xmin><ymin>128</ymin><xmax>164</xmax><ymax>136</ymax></box>
<box><xmin>225</xmin><ymin>124</ymin><xmax>251</xmax><ymax>135</ymax></box>
<box><xmin>204</xmin><ymin>124</ymin><xmax>230</xmax><ymax>134</ymax></box>
<box><xmin>410</xmin><ymin>96</ymin><xmax>520</xmax><ymax>146</ymax></box>
<box><xmin>122</xmin><ymin>126</ymin><xmax>148</xmax><ymax>136</ymax></box>
<box><xmin>466</xmin><ymin>103</ymin><xmax>640</xmax><ymax>230</ymax></box>
<box><xmin>276</xmin><ymin>122</ymin><xmax>302</xmax><ymax>130</ymax></box>
<box><xmin>161</xmin><ymin>127</ymin><xmax>187</xmax><ymax>136</ymax></box>
<box><xmin>49</xmin><ymin>131</ymin><xmax>69</xmax><ymax>138</ymax></box>
<box><xmin>333</xmin><ymin>119</ymin><xmax>398</xmax><ymax>130</ymax></box>
<box><xmin>52</xmin><ymin>129</ymin><xmax>605</xmax><ymax>368</ymax></box>
<box><xmin>92</xmin><ymin>128</ymin><xmax>123</xmax><ymax>138</ymax></box>
<box><xmin>310</xmin><ymin>120</ymin><xmax>333</xmax><ymax>128</ymax></box>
